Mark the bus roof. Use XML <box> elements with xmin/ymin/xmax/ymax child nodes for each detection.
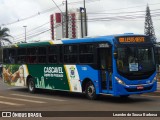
<box><xmin>8</xmin><ymin>34</ymin><xmax>148</xmax><ymax>48</ymax></box>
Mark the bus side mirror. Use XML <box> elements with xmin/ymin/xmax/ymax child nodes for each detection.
<box><xmin>114</xmin><ymin>50</ymin><xmax>118</xmax><ymax>59</ymax></box>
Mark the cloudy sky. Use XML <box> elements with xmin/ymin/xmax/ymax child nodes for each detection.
<box><xmin>0</xmin><ymin>0</ymin><xmax>160</xmax><ymax>43</ymax></box>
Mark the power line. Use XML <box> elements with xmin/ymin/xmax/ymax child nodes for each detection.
<box><xmin>1</xmin><ymin>6</ymin><xmax>60</xmax><ymax>26</ymax></box>
<box><xmin>13</xmin><ymin>28</ymin><xmax>51</xmax><ymax>43</ymax></box>
<box><xmin>92</xmin><ymin>2</ymin><xmax>160</xmax><ymax>13</ymax></box>
<box><xmin>14</xmin><ymin>11</ymin><xmax>160</xmax><ymax>43</ymax></box>
<box><xmin>1</xmin><ymin>0</ymin><xmax>156</xmax><ymax>27</ymax></box>
<box><xmin>10</xmin><ymin>1</ymin><xmax>160</xmax><ymax>42</ymax></box>
<box><xmin>88</xmin><ymin>13</ymin><xmax>160</xmax><ymax>21</ymax></box>
<box><xmin>68</xmin><ymin>0</ymin><xmax>100</xmax><ymax>5</ymax></box>
<box><xmin>13</xmin><ymin>7</ymin><xmax>160</xmax><ymax>40</ymax></box>
<box><xmin>13</xmin><ymin>0</ymin><xmax>89</xmax><ymax>40</ymax></box>
<box><xmin>14</xmin><ymin>10</ymin><xmax>160</xmax><ymax>41</ymax></box>
<box><xmin>51</xmin><ymin>0</ymin><xmax>63</xmax><ymax>13</ymax></box>
<box><xmin>14</xmin><ymin>16</ymin><xmax>73</xmax><ymax>42</ymax></box>
<box><xmin>13</xmin><ymin>21</ymin><xmax>49</xmax><ymax>38</ymax></box>
<box><xmin>14</xmin><ymin>20</ymin><xmax>65</xmax><ymax>42</ymax></box>
<box><xmin>88</xmin><ymin>11</ymin><xmax>160</xmax><ymax>20</ymax></box>
<box><xmin>1</xmin><ymin>0</ymin><xmax>100</xmax><ymax>27</ymax></box>
<box><xmin>25</xmin><ymin>29</ymin><xmax>51</xmax><ymax>40</ymax></box>
<box><xmin>88</xmin><ymin>8</ymin><xmax>160</xmax><ymax>15</ymax></box>
<box><xmin>14</xmin><ymin>0</ymin><xmax>63</xmax><ymax>39</ymax></box>
<box><xmin>13</xmin><ymin>17</ymin><xmax>158</xmax><ymax>42</ymax></box>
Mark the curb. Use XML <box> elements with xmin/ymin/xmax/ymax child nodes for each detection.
<box><xmin>144</xmin><ymin>90</ymin><xmax>160</xmax><ymax>96</ymax></box>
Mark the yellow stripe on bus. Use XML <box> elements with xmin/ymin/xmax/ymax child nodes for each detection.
<box><xmin>49</xmin><ymin>40</ymin><xmax>54</xmax><ymax>45</ymax></box>
<box><xmin>64</xmin><ymin>65</ymin><xmax>72</xmax><ymax>91</ymax></box>
<box><xmin>25</xmin><ymin>65</ymin><xmax>29</xmax><ymax>75</ymax></box>
<box><xmin>14</xmin><ymin>44</ymin><xmax>18</xmax><ymax>47</ymax></box>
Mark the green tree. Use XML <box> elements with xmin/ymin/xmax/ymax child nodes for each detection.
<box><xmin>0</xmin><ymin>26</ymin><xmax>12</xmax><ymax>46</ymax></box>
<box><xmin>144</xmin><ymin>5</ymin><xmax>156</xmax><ymax>42</ymax></box>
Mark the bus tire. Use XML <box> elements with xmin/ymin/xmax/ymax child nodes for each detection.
<box><xmin>28</xmin><ymin>78</ymin><xmax>36</xmax><ymax>93</ymax></box>
<box><xmin>85</xmin><ymin>81</ymin><xmax>97</xmax><ymax>100</ymax></box>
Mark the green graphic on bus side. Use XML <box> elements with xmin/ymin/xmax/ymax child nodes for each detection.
<box><xmin>27</xmin><ymin>65</ymin><xmax>70</xmax><ymax>91</ymax></box>
<box><xmin>2</xmin><ymin>64</ymin><xmax>70</xmax><ymax>91</ymax></box>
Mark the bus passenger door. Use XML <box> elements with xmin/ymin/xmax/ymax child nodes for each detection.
<box><xmin>98</xmin><ymin>48</ymin><xmax>112</xmax><ymax>92</ymax></box>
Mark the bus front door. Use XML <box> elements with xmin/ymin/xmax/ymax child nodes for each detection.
<box><xmin>98</xmin><ymin>48</ymin><xmax>112</xmax><ymax>92</ymax></box>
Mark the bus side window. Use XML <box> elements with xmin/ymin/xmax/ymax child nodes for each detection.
<box><xmin>0</xmin><ymin>48</ymin><xmax>2</xmax><ymax>63</ymax></box>
<box><xmin>9</xmin><ymin>53</ymin><xmax>15</xmax><ymax>63</ymax></box>
<box><xmin>3</xmin><ymin>49</ymin><xmax>9</xmax><ymax>63</ymax></box>
<box><xmin>79</xmin><ymin>44</ymin><xmax>94</xmax><ymax>64</ymax></box>
<box><xmin>17</xmin><ymin>48</ymin><xmax>26</xmax><ymax>63</ymax></box>
<box><xmin>63</xmin><ymin>45</ymin><xmax>78</xmax><ymax>63</ymax></box>
<box><xmin>3</xmin><ymin>49</ymin><xmax>16</xmax><ymax>64</ymax></box>
<box><xmin>48</xmin><ymin>46</ymin><xmax>58</xmax><ymax>64</ymax></box>
<box><xmin>27</xmin><ymin>47</ymin><xmax>38</xmax><ymax>64</ymax></box>
<box><xmin>38</xmin><ymin>47</ymin><xmax>46</xmax><ymax>64</ymax></box>
<box><xmin>59</xmin><ymin>46</ymin><xmax>63</xmax><ymax>63</ymax></box>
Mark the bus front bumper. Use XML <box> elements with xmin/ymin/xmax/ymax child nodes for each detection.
<box><xmin>115</xmin><ymin>81</ymin><xmax>157</xmax><ymax>96</ymax></box>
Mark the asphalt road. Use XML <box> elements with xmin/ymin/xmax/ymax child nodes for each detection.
<box><xmin>0</xmin><ymin>79</ymin><xmax>160</xmax><ymax>120</ymax></box>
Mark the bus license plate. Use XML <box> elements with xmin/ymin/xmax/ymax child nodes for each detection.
<box><xmin>137</xmin><ymin>86</ymin><xmax>144</xmax><ymax>90</ymax></box>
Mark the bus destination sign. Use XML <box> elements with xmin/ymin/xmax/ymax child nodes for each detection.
<box><xmin>118</xmin><ymin>37</ymin><xmax>145</xmax><ymax>43</ymax></box>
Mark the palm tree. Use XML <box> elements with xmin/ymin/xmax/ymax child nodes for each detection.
<box><xmin>0</xmin><ymin>26</ymin><xmax>12</xmax><ymax>46</ymax></box>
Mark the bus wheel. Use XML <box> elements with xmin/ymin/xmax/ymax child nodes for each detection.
<box><xmin>28</xmin><ymin>78</ymin><xmax>36</xmax><ymax>93</ymax></box>
<box><xmin>85</xmin><ymin>81</ymin><xmax>97</xmax><ymax>100</ymax></box>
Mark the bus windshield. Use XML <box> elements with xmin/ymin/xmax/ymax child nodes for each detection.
<box><xmin>116</xmin><ymin>46</ymin><xmax>155</xmax><ymax>79</ymax></box>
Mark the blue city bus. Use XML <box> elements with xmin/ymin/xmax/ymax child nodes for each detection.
<box><xmin>155</xmin><ymin>44</ymin><xmax>160</xmax><ymax>82</ymax></box>
<box><xmin>2</xmin><ymin>33</ymin><xmax>157</xmax><ymax>99</ymax></box>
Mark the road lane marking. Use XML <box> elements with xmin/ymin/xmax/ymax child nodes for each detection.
<box><xmin>7</xmin><ymin>87</ymin><xmax>24</xmax><ymax>89</ymax></box>
<box><xmin>0</xmin><ymin>96</ymin><xmax>46</xmax><ymax>103</ymax></box>
<box><xmin>0</xmin><ymin>101</ymin><xmax>24</xmax><ymax>106</ymax></box>
<box><xmin>142</xmin><ymin>95</ymin><xmax>160</xmax><ymax>98</ymax></box>
<box><xmin>11</xmin><ymin>94</ymin><xmax>67</xmax><ymax>102</ymax></box>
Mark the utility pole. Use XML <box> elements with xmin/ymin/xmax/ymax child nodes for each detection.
<box><xmin>80</xmin><ymin>8</ymin><xmax>84</xmax><ymax>38</ymax></box>
<box><xmin>65</xmin><ymin>0</ymin><xmax>68</xmax><ymax>38</ymax></box>
<box><xmin>84</xmin><ymin>0</ymin><xmax>87</xmax><ymax>36</ymax></box>
<box><xmin>23</xmin><ymin>26</ymin><xmax>27</xmax><ymax>42</ymax></box>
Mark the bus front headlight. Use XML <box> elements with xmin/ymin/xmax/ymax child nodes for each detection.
<box><xmin>115</xmin><ymin>77</ymin><xmax>126</xmax><ymax>86</ymax></box>
<box><xmin>151</xmin><ymin>76</ymin><xmax>157</xmax><ymax>84</ymax></box>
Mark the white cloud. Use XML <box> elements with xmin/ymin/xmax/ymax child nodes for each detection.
<box><xmin>0</xmin><ymin>0</ymin><xmax>160</xmax><ymax>42</ymax></box>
